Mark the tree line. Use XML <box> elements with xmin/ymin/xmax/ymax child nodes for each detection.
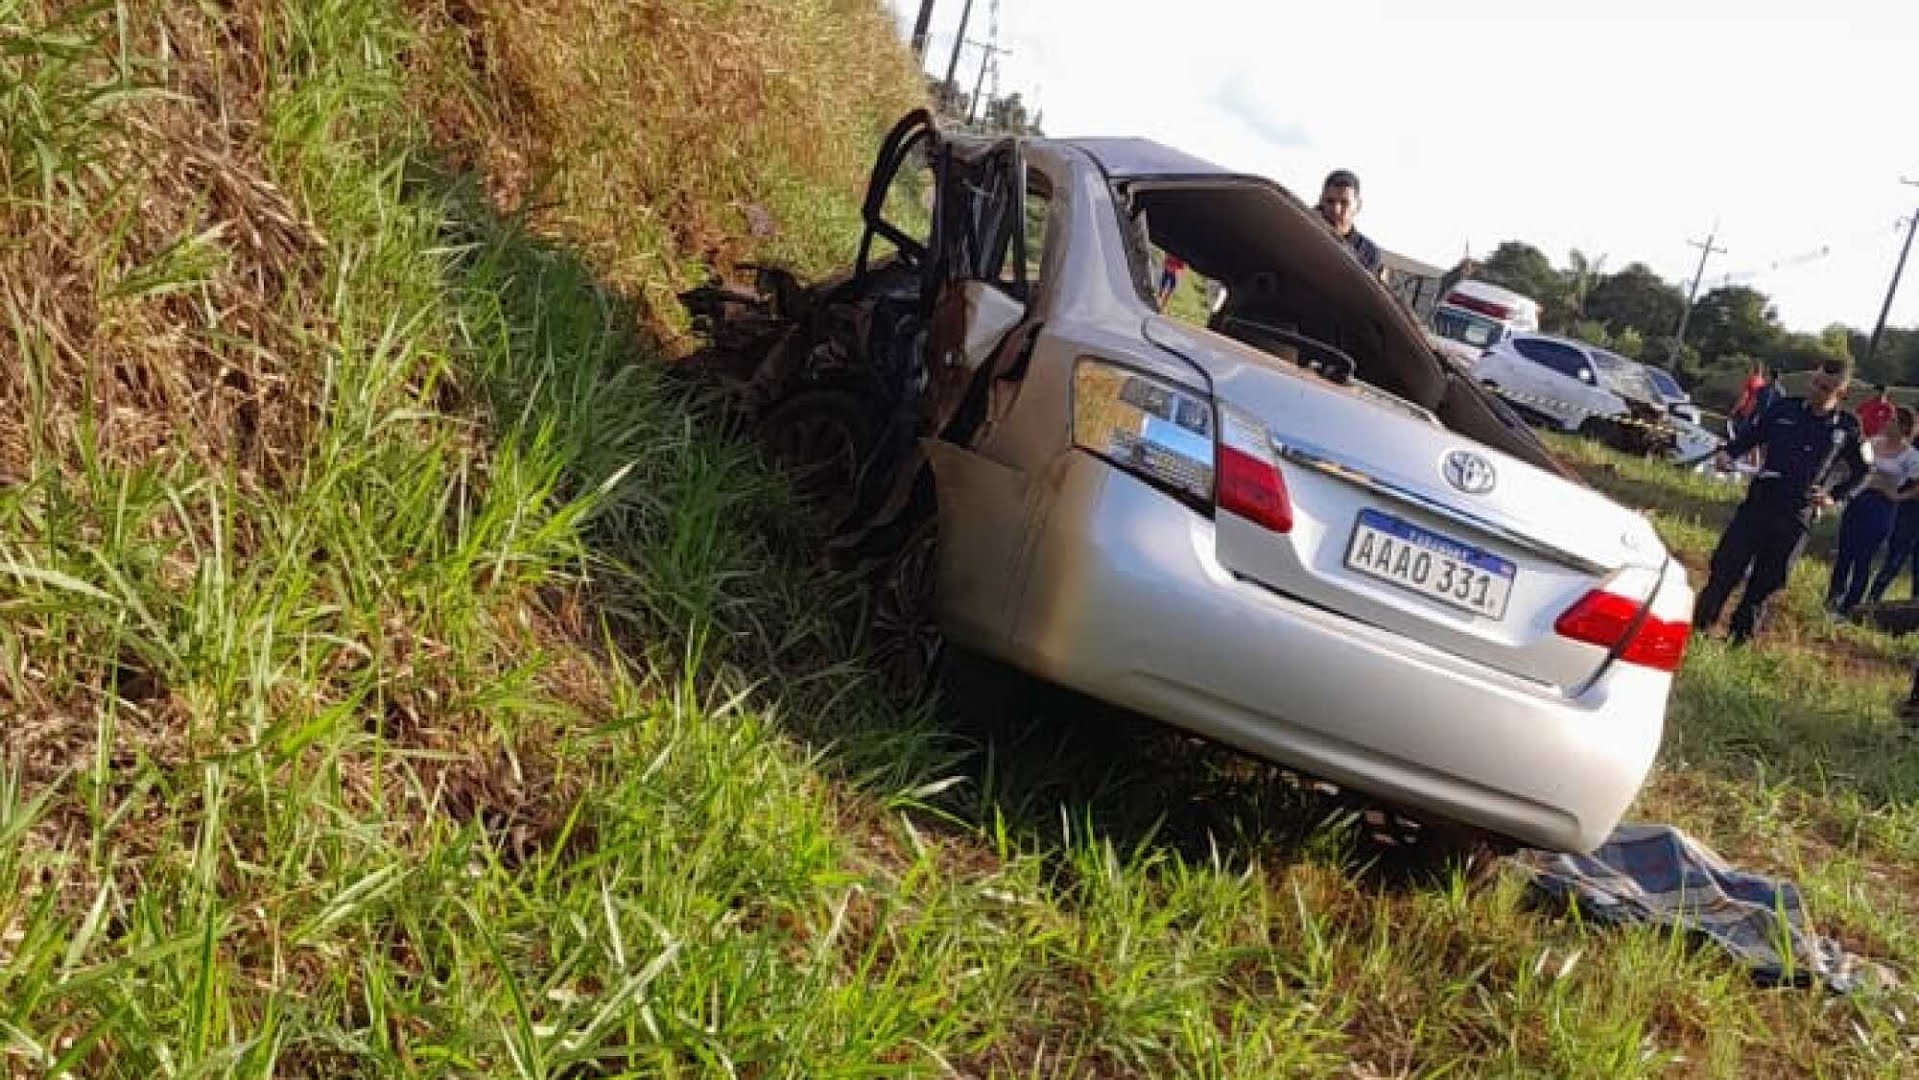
<box><xmin>1467</xmin><ymin>241</ymin><xmax>1919</xmax><ymax>408</ymax></box>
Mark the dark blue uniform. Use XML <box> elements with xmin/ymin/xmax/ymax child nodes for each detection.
<box><xmin>1693</xmin><ymin>397</ymin><xmax>1869</xmax><ymax>642</ymax></box>
<box><xmin>1343</xmin><ymin>228</ymin><xmax>1383</xmax><ymax>275</ymax></box>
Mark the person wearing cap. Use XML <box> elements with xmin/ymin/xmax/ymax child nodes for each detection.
<box><xmin>1316</xmin><ymin>170</ymin><xmax>1385</xmax><ymax>280</ymax></box>
<box><xmin>1693</xmin><ymin>358</ymin><xmax>1872</xmax><ymax>644</ymax></box>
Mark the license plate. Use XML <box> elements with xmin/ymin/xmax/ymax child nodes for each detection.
<box><xmin>1343</xmin><ymin>509</ymin><xmax>1516</xmax><ymax>619</ymax></box>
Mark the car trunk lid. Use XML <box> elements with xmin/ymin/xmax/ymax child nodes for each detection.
<box><xmin>1146</xmin><ymin>317</ymin><xmax>1668</xmax><ymax>691</ymax></box>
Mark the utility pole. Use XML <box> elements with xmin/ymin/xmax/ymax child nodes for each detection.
<box><xmin>909</xmin><ymin>0</ymin><xmax>936</xmax><ymax>60</ymax></box>
<box><xmin>1669</xmin><ymin>225</ymin><xmax>1727</xmax><ymax>362</ymax></box>
<box><xmin>966</xmin><ymin>39</ymin><xmax>1010</xmax><ymax>125</ymax></box>
<box><xmin>1865</xmin><ymin>177</ymin><xmax>1919</xmax><ymax>369</ymax></box>
<box><xmin>941</xmin><ymin>0</ymin><xmax>975</xmax><ymax>103</ymax></box>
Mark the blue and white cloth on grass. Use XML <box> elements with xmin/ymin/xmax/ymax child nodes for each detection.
<box><xmin>1513</xmin><ymin>823</ymin><xmax>1895</xmax><ymax>994</ymax></box>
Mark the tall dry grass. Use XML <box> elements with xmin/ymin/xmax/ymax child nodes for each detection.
<box><xmin>407</xmin><ymin>0</ymin><xmax>925</xmax><ymax>340</ymax></box>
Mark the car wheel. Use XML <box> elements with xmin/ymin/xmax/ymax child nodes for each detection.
<box><xmin>761</xmin><ymin>388</ymin><xmax>878</xmax><ymax>526</ymax></box>
<box><xmin>870</xmin><ymin>514</ymin><xmax>944</xmax><ymax>703</ymax></box>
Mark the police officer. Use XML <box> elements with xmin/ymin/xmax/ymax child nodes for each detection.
<box><xmin>1693</xmin><ymin>358</ymin><xmax>1871</xmax><ymax>644</ymax></box>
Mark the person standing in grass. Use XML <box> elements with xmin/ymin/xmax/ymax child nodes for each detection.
<box><xmin>1729</xmin><ymin>364</ymin><xmax>1769</xmax><ymax>441</ymax></box>
<box><xmin>1156</xmin><ymin>252</ymin><xmax>1185</xmax><ymax>310</ymax></box>
<box><xmin>1827</xmin><ymin>406</ymin><xmax>1919</xmax><ymax>617</ymax></box>
<box><xmin>1693</xmin><ymin>359</ymin><xmax>1870</xmax><ymax>644</ymax></box>
<box><xmin>1866</xmin><ymin>477</ymin><xmax>1919</xmax><ymax>604</ymax></box>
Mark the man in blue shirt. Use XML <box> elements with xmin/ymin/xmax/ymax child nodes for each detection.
<box><xmin>1692</xmin><ymin>359</ymin><xmax>1871</xmax><ymax>644</ymax></box>
<box><xmin>1316</xmin><ymin>170</ymin><xmax>1385</xmax><ymax>280</ymax></box>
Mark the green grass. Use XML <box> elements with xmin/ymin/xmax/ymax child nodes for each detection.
<box><xmin>1155</xmin><ymin>256</ymin><xmax>1221</xmax><ymax>329</ymax></box>
<box><xmin>7</xmin><ymin>0</ymin><xmax>1919</xmax><ymax>1075</ymax></box>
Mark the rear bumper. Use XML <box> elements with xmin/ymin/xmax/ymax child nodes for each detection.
<box><xmin>975</xmin><ymin>453</ymin><xmax>1668</xmax><ymax>853</ymax></box>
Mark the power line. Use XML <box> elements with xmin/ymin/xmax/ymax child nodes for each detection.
<box><xmin>1714</xmin><ymin>244</ymin><xmax>1832</xmax><ymax>288</ymax></box>
<box><xmin>1709</xmin><ymin>217</ymin><xmax>1914</xmax><ymax>289</ymax></box>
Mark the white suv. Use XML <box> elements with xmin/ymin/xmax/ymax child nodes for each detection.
<box><xmin>1473</xmin><ymin>333</ymin><xmax>1630</xmax><ymax>433</ymax></box>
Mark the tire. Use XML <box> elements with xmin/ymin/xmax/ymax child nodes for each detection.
<box><xmin>869</xmin><ymin>515</ymin><xmax>944</xmax><ymax>704</ymax></box>
<box><xmin>760</xmin><ymin>388</ymin><xmax>879</xmax><ymax>526</ymax></box>
<box><xmin>864</xmin><ymin>492</ymin><xmax>1037</xmax><ymax>720</ymax></box>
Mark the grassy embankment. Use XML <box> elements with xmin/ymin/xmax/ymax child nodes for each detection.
<box><xmin>4</xmin><ymin>0</ymin><xmax>1919</xmax><ymax>1074</ymax></box>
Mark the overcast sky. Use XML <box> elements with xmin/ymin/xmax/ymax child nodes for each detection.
<box><xmin>886</xmin><ymin>0</ymin><xmax>1918</xmax><ymax>335</ymax></box>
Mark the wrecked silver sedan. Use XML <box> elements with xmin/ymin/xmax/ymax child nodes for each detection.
<box><xmin>684</xmin><ymin>112</ymin><xmax>1693</xmax><ymax>853</ymax></box>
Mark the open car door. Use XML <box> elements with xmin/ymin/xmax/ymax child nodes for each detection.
<box><xmin>910</xmin><ymin>134</ymin><xmax>1051</xmax><ymax>646</ymax></box>
<box><xmin>844</xmin><ymin>118</ymin><xmax>1034</xmax><ymax>511</ymax></box>
<box><xmin>918</xmin><ymin>135</ymin><xmax>1032</xmax><ymax>440</ymax></box>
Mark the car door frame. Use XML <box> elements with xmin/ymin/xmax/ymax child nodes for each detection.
<box><xmin>911</xmin><ymin>138</ymin><xmax>1065</xmax><ymax>649</ymax></box>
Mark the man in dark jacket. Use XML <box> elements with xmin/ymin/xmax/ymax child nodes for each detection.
<box><xmin>1316</xmin><ymin>169</ymin><xmax>1384</xmax><ymax>280</ymax></box>
<box><xmin>1693</xmin><ymin>359</ymin><xmax>1871</xmax><ymax>644</ymax></box>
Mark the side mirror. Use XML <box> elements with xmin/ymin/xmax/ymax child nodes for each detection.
<box><xmin>1579</xmin><ymin>368</ymin><xmax>1596</xmax><ymax>385</ymax></box>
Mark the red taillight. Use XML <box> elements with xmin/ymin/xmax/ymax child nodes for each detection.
<box><xmin>1554</xmin><ymin>590</ymin><xmax>1689</xmax><ymax>672</ymax></box>
<box><xmin>1217</xmin><ymin>444</ymin><xmax>1292</xmax><ymax>533</ymax></box>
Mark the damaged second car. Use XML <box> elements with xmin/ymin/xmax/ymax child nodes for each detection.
<box><xmin>681</xmin><ymin>111</ymin><xmax>1693</xmax><ymax>854</ymax></box>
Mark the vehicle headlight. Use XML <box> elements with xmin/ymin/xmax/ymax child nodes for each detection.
<box><xmin>1071</xmin><ymin>359</ymin><xmax>1215</xmax><ymax>504</ymax></box>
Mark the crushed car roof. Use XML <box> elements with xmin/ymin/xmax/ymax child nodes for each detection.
<box><xmin>1058</xmin><ymin>137</ymin><xmax>1245</xmax><ymax>180</ymax></box>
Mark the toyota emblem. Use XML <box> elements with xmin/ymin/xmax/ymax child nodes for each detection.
<box><xmin>1442</xmin><ymin>450</ymin><xmax>1496</xmax><ymax>495</ymax></box>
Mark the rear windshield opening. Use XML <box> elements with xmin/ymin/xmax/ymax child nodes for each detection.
<box><xmin>1117</xmin><ymin>180</ymin><xmax>1445</xmax><ymax>409</ymax></box>
<box><xmin>1114</xmin><ymin>178</ymin><xmax>1569</xmax><ymax>478</ymax></box>
<box><xmin>1148</xmin><ymin>245</ymin><xmax>1225</xmax><ymax>328</ymax></box>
